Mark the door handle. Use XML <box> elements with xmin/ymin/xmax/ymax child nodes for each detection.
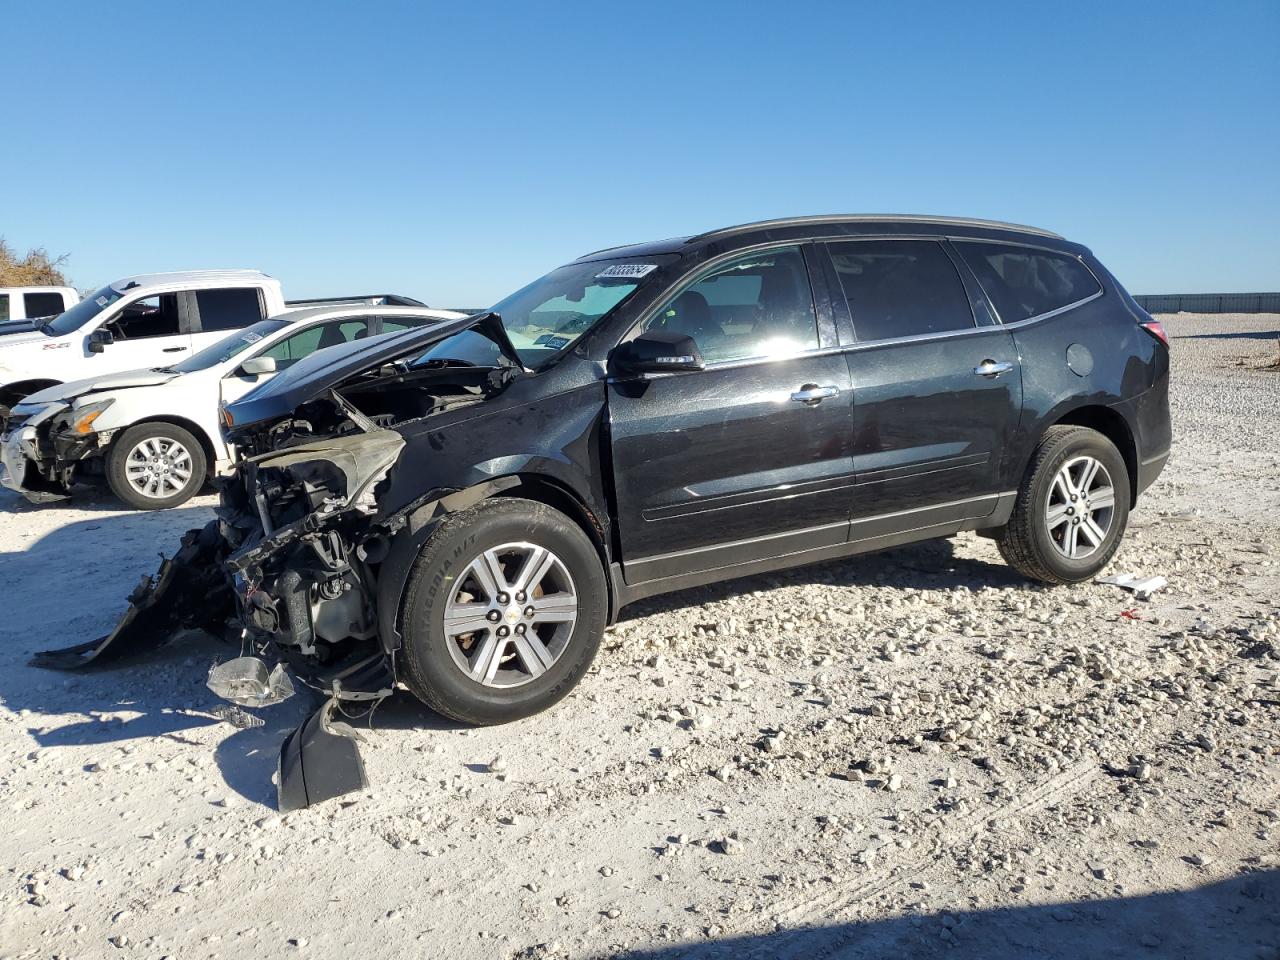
<box><xmin>791</xmin><ymin>384</ymin><xmax>840</xmax><ymax>405</ymax></box>
<box><xmin>162</xmin><ymin>346</ymin><xmax>189</xmax><ymax>353</ymax></box>
<box><xmin>973</xmin><ymin>359</ymin><xmax>1013</xmax><ymax>378</ymax></box>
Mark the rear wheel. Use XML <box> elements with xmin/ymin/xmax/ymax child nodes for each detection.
<box><xmin>998</xmin><ymin>425</ymin><xmax>1130</xmax><ymax>584</ymax></box>
<box><xmin>106</xmin><ymin>422</ymin><xmax>207</xmax><ymax>510</ymax></box>
<box><xmin>398</xmin><ymin>498</ymin><xmax>607</xmax><ymax>725</ymax></box>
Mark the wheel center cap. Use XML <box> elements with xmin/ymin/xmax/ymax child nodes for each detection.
<box><xmin>504</xmin><ymin>606</ymin><xmax>521</xmax><ymax>624</ymax></box>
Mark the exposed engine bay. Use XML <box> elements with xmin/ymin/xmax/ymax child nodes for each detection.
<box><xmin>32</xmin><ymin>315</ymin><xmax>528</xmax><ymax>809</ymax></box>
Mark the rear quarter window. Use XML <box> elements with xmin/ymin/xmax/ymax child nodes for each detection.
<box><xmin>955</xmin><ymin>241</ymin><xmax>1101</xmax><ymax>323</ymax></box>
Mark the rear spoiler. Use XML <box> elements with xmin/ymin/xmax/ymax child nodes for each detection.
<box><xmin>284</xmin><ymin>294</ymin><xmax>426</xmax><ymax>308</ymax></box>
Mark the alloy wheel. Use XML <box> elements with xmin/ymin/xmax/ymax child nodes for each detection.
<box><xmin>443</xmin><ymin>541</ymin><xmax>578</xmax><ymax>688</ymax></box>
<box><xmin>1045</xmin><ymin>455</ymin><xmax>1116</xmax><ymax>559</ymax></box>
<box><xmin>125</xmin><ymin>436</ymin><xmax>194</xmax><ymax>499</ymax></box>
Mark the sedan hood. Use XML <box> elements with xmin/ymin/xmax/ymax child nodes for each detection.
<box><xmin>225</xmin><ymin>312</ymin><xmax>523</xmax><ymax>429</ymax></box>
<box><xmin>19</xmin><ymin>369</ymin><xmax>179</xmax><ymax>407</ymax></box>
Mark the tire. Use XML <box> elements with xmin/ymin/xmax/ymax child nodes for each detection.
<box><xmin>997</xmin><ymin>425</ymin><xmax>1131</xmax><ymax>584</ymax></box>
<box><xmin>105</xmin><ymin>422</ymin><xmax>208</xmax><ymax>510</ymax></box>
<box><xmin>398</xmin><ymin>498</ymin><xmax>607</xmax><ymax>725</ymax></box>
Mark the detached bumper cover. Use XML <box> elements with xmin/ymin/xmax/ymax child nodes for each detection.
<box><xmin>31</xmin><ymin>522</ymin><xmax>233</xmax><ymax>669</ymax></box>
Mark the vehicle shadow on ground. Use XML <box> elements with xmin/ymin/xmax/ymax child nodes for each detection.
<box><xmin>605</xmin><ymin>870</ymin><xmax>1279</xmax><ymax>960</ymax></box>
<box><xmin>11</xmin><ymin>630</ymin><xmax>310</xmax><ymax>808</ymax></box>
<box><xmin>619</xmin><ymin>536</ymin><xmax>1027</xmax><ymax>624</ymax></box>
<box><xmin>3</xmin><ymin>507</ymin><xmax>1027</xmax><ymax>809</ymax></box>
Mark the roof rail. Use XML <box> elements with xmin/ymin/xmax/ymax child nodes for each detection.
<box><xmin>685</xmin><ymin>214</ymin><xmax>1064</xmax><ymax>244</ymax></box>
<box><xmin>285</xmin><ymin>294</ymin><xmax>427</xmax><ymax>308</ymax></box>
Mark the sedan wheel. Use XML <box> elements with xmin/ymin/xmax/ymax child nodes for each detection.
<box><xmin>124</xmin><ymin>436</ymin><xmax>195</xmax><ymax>501</ymax></box>
<box><xmin>106</xmin><ymin>422</ymin><xmax>208</xmax><ymax>511</ymax></box>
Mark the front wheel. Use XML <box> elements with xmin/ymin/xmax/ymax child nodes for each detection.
<box><xmin>398</xmin><ymin>498</ymin><xmax>607</xmax><ymax>725</ymax></box>
<box><xmin>105</xmin><ymin>422</ymin><xmax>208</xmax><ymax>510</ymax></box>
<box><xmin>998</xmin><ymin>425</ymin><xmax>1131</xmax><ymax>584</ymax></box>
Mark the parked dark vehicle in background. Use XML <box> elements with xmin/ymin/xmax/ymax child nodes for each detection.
<box><xmin>41</xmin><ymin>215</ymin><xmax>1171</xmax><ymax>807</ymax></box>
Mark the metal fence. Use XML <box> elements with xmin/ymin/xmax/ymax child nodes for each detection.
<box><xmin>1134</xmin><ymin>292</ymin><xmax>1280</xmax><ymax>313</ymax></box>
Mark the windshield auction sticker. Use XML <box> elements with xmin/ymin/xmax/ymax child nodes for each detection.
<box><xmin>596</xmin><ymin>264</ymin><xmax>657</xmax><ymax>280</ymax></box>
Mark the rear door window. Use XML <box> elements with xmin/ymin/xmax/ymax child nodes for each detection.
<box><xmin>24</xmin><ymin>292</ymin><xmax>66</xmax><ymax>317</ymax></box>
<box><xmin>953</xmin><ymin>241</ymin><xmax>1101</xmax><ymax>323</ymax></box>
<box><xmin>827</xmin><ymin>240</ymin><xmax>975</xmax><ymax>342</ymax></box>
<box><xmin>642</xmin><ymin>245</ymin><xmax>819</xmax><ymax>364</ymax></box>
<box><xmin>195</xmin><ymin>288</ymin><xmax>266</xmax><ymax>332</ymax></box>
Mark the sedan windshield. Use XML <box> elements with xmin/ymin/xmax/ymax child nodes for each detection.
<box><xmin>43</xmin><ymin>284</ymin><xmax>126</xmax><ymax>336</ymax></box>
<box><xmin>415</xmin><ymin>257</ymin><xmax>671</xmax><ymax>368</ymax></box>
<box><xmin>170</xmin><ymin>319</ymin><xmax>290</xmax><ymax>373</ymax></box>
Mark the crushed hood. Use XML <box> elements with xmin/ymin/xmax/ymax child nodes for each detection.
<box><xmin>18</xmin><ymin>369</ymin><xmax>179</xmax><ymax>407</ymax></box>
<box><xmin>224</xmin><ymin>312</ymin><xmax>524</xmax><ymax>430</ymax></box>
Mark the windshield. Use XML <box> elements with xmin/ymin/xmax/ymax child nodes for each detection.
<box><xmin>44</xmin><ymin>284</ymin><xmax>126</xmax><ymax>336</ymax></box>
<box><xmin>170</xmin><ymin>319</ymin><xmax>289</xmax><ymax>373</ymax></box>
<box><xmin>414</xmin><ymin>257</ymin><xmax>670</xmax><ymax>368</ymax></box>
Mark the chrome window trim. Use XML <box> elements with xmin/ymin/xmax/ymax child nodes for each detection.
<box><xmin>837</xmin><ymin>320</ymin><xmax>1015</xmax><ymax>355</ymax></box>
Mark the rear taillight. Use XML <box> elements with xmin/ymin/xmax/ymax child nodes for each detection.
<box><xmin>1140</xmin><ymin>320</ymin><xmax>1169</xmax><ymax>347</ymax></box>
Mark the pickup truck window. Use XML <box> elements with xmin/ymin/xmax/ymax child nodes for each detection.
<box><xmin>196</xmin><ymin>287</ymin><xmax>266</xmax><ymax>332</ymax></box>
<box><xmin>110</xmin><ymin>295</ymin><xmax>181</xmax><ymax>339</ymax></box>
<box><xmin>44</xmin><ymin>284</ymin><xmax>125</xmax><ymax>336</ymax></box>
<box><xmin>24</xmin><ymin>292</ymin><xmax>66</xmax><ymax>318</ymax></box>
<box><xmin>0</xmin><ymin>294</ymin><xmax>8</xmax><ymax>321</ymax></box>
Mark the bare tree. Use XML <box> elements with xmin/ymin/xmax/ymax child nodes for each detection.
<box><xmin>0</xmin><ymin>238</ymin><xmax>71</xmax><ymax>286</ymax></box>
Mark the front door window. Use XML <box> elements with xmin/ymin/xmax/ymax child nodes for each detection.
<box><xmin>642</xmin><ymin>246</ymin><xmax>819</xmax><ymax>364</ymax></box>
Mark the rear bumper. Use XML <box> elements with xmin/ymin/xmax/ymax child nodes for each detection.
<box><xmin>1137</xmin><ymin>450</ymin><xmax>1170</xmax><ymax>497</ymax></box>
<box><xmin>1109</xmin><ymin>374</ymin><xmax>1171</xmax><ymax>500</ymax></box>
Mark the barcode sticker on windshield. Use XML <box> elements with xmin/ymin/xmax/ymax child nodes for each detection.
<box><xmin>596</xmin><ymin>264</ymin><xmax>657</xmax><ymax>280</ymax></box>
<box><xmin>242</xmin><ymin>332</ymin><xmax>263</xmax><ymax>343</ymax></box>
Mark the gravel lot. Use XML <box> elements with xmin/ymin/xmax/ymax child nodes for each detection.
<box><xmin>1</xmin><ymin>313</ymin><xmax>1277</xmax><ymax>960</ymax></box>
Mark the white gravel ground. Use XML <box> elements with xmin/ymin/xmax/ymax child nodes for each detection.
<box><xmin>0</xmin><ymin>314</ymin><xmax>1277</xmax><ymax>960</ymax></box>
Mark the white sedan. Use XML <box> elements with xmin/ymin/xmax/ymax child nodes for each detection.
<box><xmin>0</xmin><ymin>304</ymin><xmax>465</xmax><ymax>509</ymax></box>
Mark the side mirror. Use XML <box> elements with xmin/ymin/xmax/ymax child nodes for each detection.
<box><xmin>87</xmin><ymin>328</ymin><xmax>114</xmax><ymax>354</ymax></box>
<box><xmin>613</xmin><ymin>331</ymin><xmax>705</xmax><ymax>374</ymax></box>
<box><xmin>240</xmin><ymin>355</ymin><xmax>277</xmax><ymax>376</ymax></box>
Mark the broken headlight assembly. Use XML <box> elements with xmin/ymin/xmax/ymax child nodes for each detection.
<box><xmin>63</xmin><ymin>398</ymin><xmax>115</xmax><ymax>436</ymax></box>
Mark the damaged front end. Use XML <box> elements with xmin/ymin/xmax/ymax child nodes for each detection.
<box><xmin>33</xmin><ymin>313</ymin><xmax>526</xmax><ymax>809</ymax></box>
<box><xmin>1</xmin><ymin>400</ymin><xmax>116</xmax><ymax>502</ymax></box>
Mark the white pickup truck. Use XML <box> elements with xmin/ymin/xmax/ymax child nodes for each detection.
<box><xmin>0</xmin><ymin>270</ymin><xmax>289</xmax><ymax>413</ymax></box>
<box><xmin>0</xmin><ymin>286</ymin><xmax>81</xmax><ymax>328</ymax></box>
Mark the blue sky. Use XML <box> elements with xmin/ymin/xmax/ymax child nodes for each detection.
<box><xmin>3</xmin><ymin>1</ymin><xmax>1277</xmax><ymax>303</ymax></box>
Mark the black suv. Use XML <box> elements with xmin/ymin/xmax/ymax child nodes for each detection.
<box><xmin>52</xmin><ymin>215</ymin><xmax>1171</xmax><ymax>736</ymax></box>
